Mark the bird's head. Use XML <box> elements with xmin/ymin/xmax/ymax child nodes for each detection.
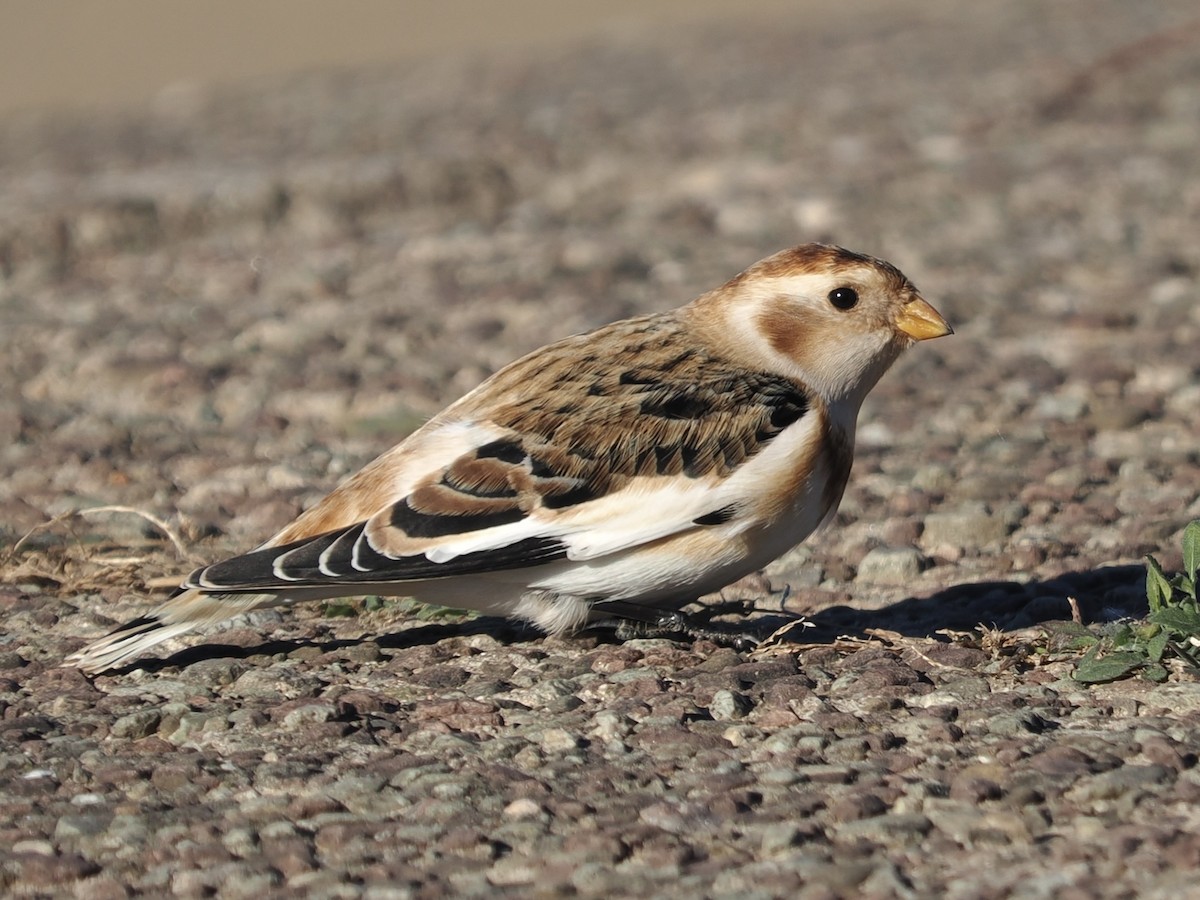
<box><xmin>689</xmin><ymin>243</ymin><xmax>952</xmax><ymax>407</ymax></box>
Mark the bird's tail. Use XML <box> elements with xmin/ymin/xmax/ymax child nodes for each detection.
<box><xmin>65</xmin><ymin>588</ymin><xmax>278</xmax><ymax>675</ymax></box>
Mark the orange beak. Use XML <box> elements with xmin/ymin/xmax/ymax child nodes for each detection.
<box><xmin>896</xmin><ymin>297</ymin><xmax>953</xmax><ymax>341</ymax></box>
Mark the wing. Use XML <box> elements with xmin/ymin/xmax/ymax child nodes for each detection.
<box><xmin>185</xmin><ymin>313</ymin><xmax>815</xmax><ymax>594</ymax></box>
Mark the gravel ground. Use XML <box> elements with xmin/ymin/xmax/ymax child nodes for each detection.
<box><xmin>3</xmin><ymin>1</ymin><xmax>1200</xmax><ymax>896</ymax></box>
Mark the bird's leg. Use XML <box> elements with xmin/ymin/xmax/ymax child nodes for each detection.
<box><xmin>590</xmin><ymin>603</ymin><xmax>761</xmax><ymax>651</ymax></box>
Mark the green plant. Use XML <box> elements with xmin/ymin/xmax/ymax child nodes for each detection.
<box><xmin>321</xmin><ymin>595</ymin><xmax>474</xmax><ymax>622</ymax></box>
<box><xmin>1073</xmin><ymin>520</ymin><xmax>1200</xmax><ymax>683</ymax></box>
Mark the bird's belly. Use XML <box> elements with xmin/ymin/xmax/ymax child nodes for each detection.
<box><xmin>373</xmin><ymin>426</ymin><xmax>847</xmax><ymax>621</ymax></box>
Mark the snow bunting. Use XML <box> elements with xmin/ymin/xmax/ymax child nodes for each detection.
<box><xmin>68</xmin><ymin>243</ymin><xmax>951</xmax><ymax>673</ymax></box>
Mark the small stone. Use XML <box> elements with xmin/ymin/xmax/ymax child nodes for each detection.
<box><xmin>855</xmin><ymin>546</ymin><xmax>925</xmax><ymax>584</ymax></box>
<box><xmin>328</xmin><ymin>774</ymin><xmax>388</xmax><ymax>803</ymax></box>
<box><xmin>222</xmin><ymin>872</ymin><xmax>282</xmax><ymax>898</ymax></box>
<box><xmin>1033</xmin><ymin>391</ymin><xmax>1087</xmax><ymax>422</ymax></box>
<box><xmin>538</xmin><ymin>728</ymin><xmax>582</xmax><ymax>753</ymax></box>
<box><xmin>721</xmin><ymin>725</ymin><xmax>760</xmax><ymax>747</ymax></box>
<box><xmin>825</xmin><ymin>737</ymin><xmax>870</xmax><ymax>763</ymax></box>
<box><xmin>1027</xmin><ymin>746</ymin><xmax>1103</xmax><ymax>777</ymax></box>
<box><xmin>830</xmin><ymin>792</ymin><xmax>888</xmax><ymax>822</ymax></box>
<box><xmin>950</xmin><ymin>774</ymin><xmax>1003</xmax><ymax>803</ymax></box>
<box><xmin>54</xmin><ymin>814</ymin><xmax>111</xmax><ymax>839</ymax></box>
<box><xmin>504</xmin><ymin>678</ymin><xmax>580</xmax><ymax>707</ymax></box>
<box><xmin>1145</xmin><ymin>684</ymin><xmax>1200</xmax><ymax>714</ymax></box>
<box><xmin>639</xmin><ymin>801</ymin><xmax>689</xmax><ymax>833</ymax></box>
<box><xmin>281</xmin><ymin>703</ymin><xmax>338</xmax><ymax>729</ymax></box>
<box><xmin>925</xmin><ymin>800</ymin><xmax>1033</xmax><ymax>846</ymax></box>
<box><xmin>167</xmin><ymin>711</ymin><xmax>214</xmax><ymax>743</ymax></box>
<box><xmin>72</xmin><ymin>873</ymin><xmax>133</xmax><ymax>900</ymax></box>
<box><xmin>155</xmin><ymin>702</ymin><xmax>192</xmax><ymax>737</ymax></box>
<box><xmin>763</xmin><ymin>545</ymin><xmax>824</xmax><ymax>587</ymax></box>
<box><xmin>912</xmin><ymin>465</ymin><xmax>954</xmax><ymax>493</ymax></box>
<box><xmin>503</xmin><ymin>798</ymin><xmax>545</xmax><ymax>820</ymax></box>
<box><xmin>187</xmin><ymin>659</ymin><xmax>248</xmax><ymax>686</ymax></box>
<box><xmin>1139</xmin><ymin>736</ymin><xmax>1193</xmax><ymax>772</ymax></box>
<box><xmin>487</xmin><ymin>855</ymin><xmax>539</xmax><ymax>886</ymax></box>
<box><xmin>222</xmin><ymin>826</ymin><xmax>260</xmax><ymax>858</ymax></box>
<box><xmin>1069</xmin><ymin>765</ymin><xmax>1171</xmax><ymax>802</ymax></box>
<box><xmin>794</xmin><ymin>764</ymin><xmax>856</xmax><ymax>784</ymax></box>
<box><xmin>1087</xmin><ymin>397</ymin><xmax>1146</xmax><ymax>431</ymax></box>
<box><xmin>109</xmin><ymin>710</ymin><xmax>162</xmax><ymax>740</ymax></box>
<box><xmin>340</xmin><ymin>642</ymin><xmax>383</xmax><ymax>664</ymax></box>
<box><xmin>709</xmin><ymin>689</ymin><xmax>754</xmax><ymax>720</ymax></box>
<box><xmin>922</xmin><ymin>502</ymin><xmax>1011</xmax><ymax>549</ymax></box>
<box><xmin>837</xmin><ymin>813</ymin><xmax>932</xmax><ymax>845</ymax></box>
<box><xmin>589</xmin><ymin>711</ymin><xmax>633</xmax><ymax>741</ymax></box>
<box><xmin>16</xmin><ymin>850</ymin><xmax>100</xmax><ymax>885</ymax></box>
<box><xmin>985</xmin><ymin>711</ymin><xmax>1051</xmax><ymax>737</ymax></box>
<box><xmin>760</xmin><ymin>822</ymin><xmax>803</xmax><ymax>853</ymax></box>
<box><xmin>757</xmin><ymin>767</ymin><xmax>803</xmax><ymax>787</ymax></box>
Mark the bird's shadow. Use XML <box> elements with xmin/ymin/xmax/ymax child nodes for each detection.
<box><xmin>105</xmin><ymin>614</ymin><xmax>539</xmax><ymax>676</ymax></box>
<box><xmin>107</xmin><ymin>564</ymin><xmax>1148</xmax><ymax>676</ymax></box>
<box><xmin>794</xmin><ymin>563</ymin><xmax>1148</xmax><ymax>643</ymax></box>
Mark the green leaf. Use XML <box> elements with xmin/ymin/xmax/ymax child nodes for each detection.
<box><xmin>1073</xmin><ymin>650</ymin><xmax>1147</xmax><ymax>684</ymax></box>
<box><xmin>416</xmin><ymin>603</ymin><xmax>474</xmax><ymax>622</ymax></box>
<box><xmin>1043</xmin><ymin>620</ymin><xmax>1092</xmax><ymax>638</ymax></box>
<box><xmin>1149</xmin><ymin>606</ymin><xmax>1200</xmax><ymax>636</ymax></box>
<box><xmin>322</xmin><ymin>601</ymin><xmax>359</xmax><ymax>618</ymax></box>
<box><xmin>1147</xmin><ymin>628</ymin><xmax>1170</xmax><ymax>663</ymax></box>
<box><xmin>1146</xmin><ymin>556</ymin><xmax>1173</xmax><ymax>612</ymax></box>
<box><xmin>1043</xmin><ymin>621</ymin><xmax>1096</xmax><ymax>650</ymax></box>
<box><xmin>1142</xmin><ymin>663</ymin><xmax>1170</xmax><ymax>683</ymax></box>
<box><xmin>1183</xmin><ymin>520</ymin><xmax>1200</xmax><ymax>584</ymax></box>
<box><xmin>1107</xmin><ymin>624</ymin><xmax>1137</xmax><ymax>648</ymax></box>
<box><xmin>1179</xmin><ymin>575</ymin><xmax>1196</xmax><ymax>603</ymax></box>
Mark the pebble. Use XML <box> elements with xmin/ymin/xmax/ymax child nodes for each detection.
<box><xmin>922</xmin><ymin>502</ymin><xmax>1012</xmax><ymax>549</ymax></box>
<box><xmin>54</xmin><ymin>813</ymin><xmax>112</xmax><ymax>839</ymax></box>
<box><xmin>167</xmin><ymin>711</ymin><xmax>216</xmax><ymax>743</ymax></box>
<box><xmin>855</xmin><ymin>546</ymin><xmax>926</xmax><ymax>584</ymax></box>
<box><xmin>985</xmin><ymin>711</ymin><xmax>1051</xmax><ymax>737</ymax></box>
<box><xmin>108</xmin><ymin>710</ymin><xmax>162</xmax><ymax>740</ymax></box>
<box><xmin>538</xmin><ymin>728</ymin><xmax>583</xmax><ymax>753</ymax></box>
<box><xmin>759</xmin><ymin>822</ymin><xmax>803</xmax><ymax>854</ymax></box>
<box><xmin>589</xmin><ymin>711</ymin><xmax>634</xmax><ymax>741</ymax></box>
<box><xmin>281</xmin><ymin>703</ymin><xmax>338</xmax><ymax>729</ymax></box>
<box><xmin>502</xmin><ymin>798</ymin><xmax>546</xmax><ymax>820</ymax></box>
<box><xmin>836</xmin><ymin>813</ymin><xmax>932</xmax><ymax>845</ymax></box>
<box><xmin>708</xmin><ymin>690</ymin><xmax>754</xmax><ymax>720</ymax></box>
<box><xmin>793</xmin><ymin>764</ymin><xmax>856</xmax><ymax>785</ymax></box>
<box><xmin>1068</xmin><ymin>765</ymin><xmax>1172</xmax><ymax>802</ymax></box>
<box><xmin>829</xmin><ymin>792</ymin><xmax>888</xmax><ymax>822</ymax></box>
<box><xmin>1145</xmin><ymin>684</ymin><xmax>1200</xmax><ymax>714</ymax></box>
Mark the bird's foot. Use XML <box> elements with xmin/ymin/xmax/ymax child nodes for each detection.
<box><xmin>596</xmin><ymin>609</ymin><xmax>760</xmax><ymax>651</ymax></box>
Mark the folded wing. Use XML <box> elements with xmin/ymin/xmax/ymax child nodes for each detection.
<box><xmin>185</xmin><ymin>318</ymin><xmax>814</xmax><ymax>596</ymax></box>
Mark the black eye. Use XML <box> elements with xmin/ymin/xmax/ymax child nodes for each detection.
<box><xmin>828</xmin><ymin>287</ymin><xmax>859</xmax><ymax>310</ymax></box>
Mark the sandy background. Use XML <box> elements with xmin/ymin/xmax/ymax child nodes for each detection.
<box><xmin>1</xmin><ymin>1</ymin><xmax>797</xmax><ymax>116</ymax></box>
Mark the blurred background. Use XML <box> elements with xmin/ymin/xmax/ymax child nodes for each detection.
<box><xmin>1</xmin><ymin>0</ymin><xmax>795</xmax><ymax>116</ymax></box>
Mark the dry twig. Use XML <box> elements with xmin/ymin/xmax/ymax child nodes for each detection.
<box><xmin>76</xmin><ymin>506</ymin><xmax>189</xmax><ymax>560</ymax></box>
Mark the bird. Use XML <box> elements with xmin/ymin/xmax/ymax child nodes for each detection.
<box><xmin>67</xmin><ymin>243</ymin><xmax>951</xmax><ymax>674</ymax></box>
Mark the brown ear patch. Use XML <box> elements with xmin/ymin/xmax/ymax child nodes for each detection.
<box><xmin>754</xmin><ymin>295</ymin><xmax>824</xmax><ymax>362</ymax></box>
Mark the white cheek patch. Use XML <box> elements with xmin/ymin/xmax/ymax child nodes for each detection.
<box><xmin>734</xmin><ymin>273</ymin><xmax>903</xmax><ymax>405</ymax></box>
